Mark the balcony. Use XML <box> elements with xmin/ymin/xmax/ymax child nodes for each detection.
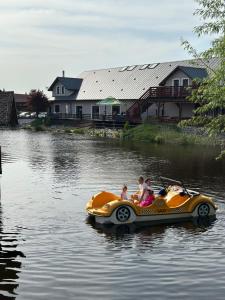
<box><xmin>141</xmin><ymin>86</ymin><xmax>192</xmax><ymax>101</ymax></box>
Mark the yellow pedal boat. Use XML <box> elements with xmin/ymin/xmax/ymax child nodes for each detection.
<box><xmin>86</xmin><ymin>177</ymin><xmax>217</xmax><ymax>225</ymax></box>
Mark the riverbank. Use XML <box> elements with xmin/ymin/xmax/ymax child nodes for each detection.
<box><xmin>23</xmin><ymin>119</ymin><xmax>222</xmax><ymax>146</ymax></box>
<box><xmin>22</xmin><ymin>118</ymin><xmax>122</xmax><ymax>138</ymax></box>
<box><xmin>122</xmin><ymin>123</ymin><xmax>221</xmax><ymax>146</ymax></box>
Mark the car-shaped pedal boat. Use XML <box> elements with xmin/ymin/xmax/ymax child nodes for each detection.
<box><xmin>86</xmin><ymin>177</ymin><xmax>217</xmax><ymax>225</ymax></box>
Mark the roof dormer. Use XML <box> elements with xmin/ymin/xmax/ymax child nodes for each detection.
<box><xmin>48</xmin><ymin>76</ymin><xmax>83</xmax><ymax>98</ymax></box>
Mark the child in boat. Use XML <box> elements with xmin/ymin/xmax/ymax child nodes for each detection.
<box><xmin>139</xmin><ymin>188</ymin><xmax>155</xmax><ymax>207</ymax></box>
<box><xmin>121</xmin><ymin>185</ymin><xmax>128</xmax><ymax>200</ymax></box>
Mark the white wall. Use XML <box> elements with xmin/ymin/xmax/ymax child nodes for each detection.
<box><xmin>141</xmin><ymin>102</ymin><xmax>194</xmax><ymax>120</ymax></box>
<box><xmin>50</xmin><ymin>99</ymin><xmax>136</xmax><ymax>116</ymax></box>
<box><xmin>165</xmin><ymin>70</ymin><xmax>192</xmax><ymax>86</ymax></box>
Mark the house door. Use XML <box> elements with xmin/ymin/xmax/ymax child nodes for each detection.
<box><xmin>173</xmin><ymin>79</ymin><xmax>180</xmax><ymax>97</ymax></box>
<box><xmin>92</xmin><ymin>106</ymin><xmax>99</xmax><ymax>119</ymax></box>
<box><xmin>55</xmin><ymin>105</ymin><xmax>60</xmax><ymax>113</ymax></box>
<box><xmin>112</xmin><ymin>105</ymin><xmax>120</xmax><ymax>118</ymax></box>
<box><xmin>182</xmin><ymin>78</ymin><xmax>189</xmax><ymax>87</ymax></box>
<box><xmin>76</xmin><ymin>106</ymin><xmax>82</xmax><ymax>118</ymax></box>
<box><xmin>182</xmin><ymin>78</ymin><xmax>189</xmax><ymax>96</ymax></box>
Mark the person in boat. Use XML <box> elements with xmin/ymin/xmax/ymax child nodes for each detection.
<box><xmin>132</xmin><ymin>176</ymin><xmax>148</xmax><ymax>202</ymax></box>
<box><xmin>139</xmin><ymin>188</ymin><xmax>155</xmax><ymax>207</ymax></box>
<box><xmin>145</xmin><ymin>177</ymin><xmax>154</xmax><ymax>192</ymax></box>
<box><xmin>121</xmin><ymin>184</ymin><xmax>128</xmax><ymax>200</ymax></box>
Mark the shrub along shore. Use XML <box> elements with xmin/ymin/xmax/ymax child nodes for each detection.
<box><xmin>24</xmin><ymin>119</ymin><xmax>222</xmax><ymax>147</ymax></box>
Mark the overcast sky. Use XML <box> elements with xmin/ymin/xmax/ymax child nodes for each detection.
<box><xmin>0</xmin><ymin>0</ymin><xmax>212</xmax><ymax>94</ymax></box>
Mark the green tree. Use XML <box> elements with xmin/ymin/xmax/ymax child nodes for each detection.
<box><xmin>181</xmin><ymin>0</ymin><xmax>225</xmax><ymax>136</ymax></box>
<box><xmin>28</xmin><ymin>89</ymin><xmax>49</xmax><ymax>117</ymax></box>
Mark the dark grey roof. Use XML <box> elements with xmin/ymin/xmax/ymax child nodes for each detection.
<box><xmin>159</xmin><ymin>66</ymin><xmax>208</xmax><ymax>85</ymax></box>
<box><xmin>48</xmin><ymin>77</ymin><xmax>83</xmax><ymax>91</ymax></box>
<box><xmin>179</xmin><ymin>66</ymin><xmax>208</xmax><ymax>79</ymax></box>
<box><xmin>53</xmin><ymin>94</ymin><xmax>78</xmax><ymax>101</ymax></box>
<box><xmin>0</xmin><ymin>91</ymin><xmax>18</xmax><ymax>126</ymax></box>
<box><xmin>76</xmin><ymin>57</ymin><xmax>219</xmax><ymax>100</ymax></box>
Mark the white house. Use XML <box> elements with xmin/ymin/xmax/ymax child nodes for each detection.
<box><xmin>48</xmin><ymin>57</ymin><xmax>219</xmax><ymax>123</ymax></box>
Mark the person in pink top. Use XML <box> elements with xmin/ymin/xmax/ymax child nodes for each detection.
<box><xmin>121</xmin><ymin>185</ymin><xmax>128</xmax><ymax>200</ymax></box>
<box><xmin>139</xmin><ymin>188</ymin><xmax>155</xmax><ymax>207</ymax></box>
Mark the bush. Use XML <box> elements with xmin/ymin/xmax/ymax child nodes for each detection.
<box><xmin>31</xmin><ymin>119</ymin><xmax>43</xmax><ymax>127</ymax></box>
<box><xmin>44</xmin><ymin>117</ymin><xmax>52</xmax><ymax>126</ymax></box>
<box><xmin>154</xmin><ymin>135</ymin><xmax>165</xmax><ymax>144</ymax></box>
<box><xmin>121</xmin><ymin>123</ymin><xmax>214</xmax><ymax>146</ymax></box>
<box><xmin>73</xmin><ymin>128</ymin><xmax>85</xmax><ymax>134</ymax></box>
<box><xmin>30</xmin><ymin>119</ymin><xmax>46</xmax><ymax>131</ymax></box>
<box><xmin>123</xmin><ymin>121</ymin><xmax>130</xmax><ymax>131</ymax></box>
<box><xmin>64</xmin><ymin>128</ymin><xmax>73</xmax><ymax>134</ymax></box>
<box><xmin>34</xmin><ymin>125</ymin><xmax>45</xmax><ymax>131</ymax></box>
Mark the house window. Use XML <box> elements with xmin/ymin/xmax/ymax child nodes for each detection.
<box><xmin>61</xmin><ymin>86</ymin><xmax>65</xmax><ymax>94</ymax></box>
<box><xmin>139</xmin><ymin>64</ymin><xmax>149</xmax><ymax>70</ymax></box>
<box><xmin>56</xmin><ymin>86</ymin><xmax>60</xmax><ymax>95</ymax></box>
<box><xmin>55</xmin><ymin>105</ymin><xmax>60</xmax><ymax>113</ymax></box>
<box><xmin>148</xmin><ymin>63</ymin><xmax>159</xmax><ymax>69</ymax></box>
<box><xmin>173</xmin><ymin>79</ymin><xmax>180</xmax><ymax>87</ymax></box>
<box><xmin>173</xmin><ymin>79</ymin><xmax>180</xmax><ymax>97</ymax></box>
<box><xmin>119</xmin><ymin>66</ymin><xmax>128</xmax><ymax>72</ymax></box>
<box><xmin>182</xmin><ymin>78</ymin><xmax>189</xmax><ymax>87</ymax></box>
<box><xmin>126</xmin><ymin>65</ymin><xmax>136</xmax><ymax>71</ymax></box>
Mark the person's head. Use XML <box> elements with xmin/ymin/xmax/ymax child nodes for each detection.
<box><xmin>138</xmin><ymin>176</ymin><xmax>144</xmax><ymax>184</ymax></box>
<box><xmin>122</xmin><ymin>185</ymin><xmax>127</xmax><ymax>192</ymax></box>
<box><xmin>145</xmin><ymin>178</ymin><xmax>151</xmax><ymax>185</ymax></box>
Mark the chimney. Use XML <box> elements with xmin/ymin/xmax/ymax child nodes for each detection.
<box><xmin>62</xmin><ymin>70</ymin><xmax>65</xmax><ymax>77</ymax></box>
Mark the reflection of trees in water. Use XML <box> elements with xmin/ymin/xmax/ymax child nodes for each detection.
<box><xmin>0</xmin><ymin>204</ymin><xmax>25</xmax><ymax>300</ymax></box>
<box><xmin>51</xmin><ymin>139</ymin><xmax>80</xmax><ymax>183</ymax></box>
<box><xmin>23</xmin><ymin>133</ymin><xmax>81</xmax><ymax>183</ymax></box>
<box><xmin>119</xmin><ymin>141</ymin><xmax>225</xmax><ymax>194</ymax></box>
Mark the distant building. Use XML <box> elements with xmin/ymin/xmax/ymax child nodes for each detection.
<box><xmin>48</xmin><ymin>57</ymin><xmax>219</xmax><ymax>123</ymax></box>
<box><xmin>14</xmin><ymin>93</ymin><xmax>30</xmax><ymax>112</ymax></box>
<box><xmin>0</xmin><ymin>91</ymin><xmax>18</xmax><ymax>126</ymax></box>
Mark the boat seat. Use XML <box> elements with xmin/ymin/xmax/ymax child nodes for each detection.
<box><xmin>92</xmin><ymin>191</ymin><xmax>120</xmax><ymax>208</ymax></box>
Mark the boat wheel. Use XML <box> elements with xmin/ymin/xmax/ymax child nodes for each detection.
<box><xmin>116</xmin><ymin>206</ymin><xmax>131</xmax><ymax>223</ymax></box>
<box><xmin>198</xmin><ymin>203</ymin><xmax>210</xmax><ymax>217</ymax></box>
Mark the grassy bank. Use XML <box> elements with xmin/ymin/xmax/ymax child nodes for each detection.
<box><xmin>122</xmin><ymin>123</ymin><xmax>220</xmax><ymax>146</ymax></box>
<box><xmin>23</xmin><ymin>119</ymin><xmax>122</xmax><ymax>138</ymax></box>
<box><xmin>24</xmin><ymin>119</ymin><xmax>221</xmax><ymax>146</ymax></box>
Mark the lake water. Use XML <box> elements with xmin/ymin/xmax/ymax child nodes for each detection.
<box><xmin>0</xmin><ymin>130</ymin><xmax>225</xmax><ymax>300</ymax></box>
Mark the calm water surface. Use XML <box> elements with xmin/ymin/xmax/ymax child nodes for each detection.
<box><xmin>0</xmin><ymin>130</ymin><xmax>225</xmax><ymax>300</ymax></box>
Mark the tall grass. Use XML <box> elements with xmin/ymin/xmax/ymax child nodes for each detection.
<box><xmin>122</xmin><ymin>124</ymin><xmax>218</xmax><ymax>146</ymax></box>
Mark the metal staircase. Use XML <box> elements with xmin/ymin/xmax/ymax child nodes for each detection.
<box><xmin>126</xmin><ymin>86</ymin><xmax>191</xmax><ymax>123</ymax></box>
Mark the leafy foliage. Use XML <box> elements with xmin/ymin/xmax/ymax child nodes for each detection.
<box><xmin>181</xmin><ymin>0</ymin><xmax>225</xmax><ymax>136</ymax></box>
<box><xmin>28</xmin><ymin>89</ymin><xmax>49</xmax><ymax>116</ymax></box>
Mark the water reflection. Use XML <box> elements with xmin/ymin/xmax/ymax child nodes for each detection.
<box><xmin>0</xmin><ymin>131</ymin><xmax>225</xmax><ymax>300</ymax></box>
<box><xmin>87</xmin><ymin>216</ymin><xmax>216</xmax><ymax>245</ymax></box>
<box><xmin>0</xmin><ymin>203</ymin><xmax>25</xmax><ymax>300</ymax></box>
<box><xmin>120</xmin><ymin>141</ymin><xmax>225</xmax><ymax>182</ymax></box>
